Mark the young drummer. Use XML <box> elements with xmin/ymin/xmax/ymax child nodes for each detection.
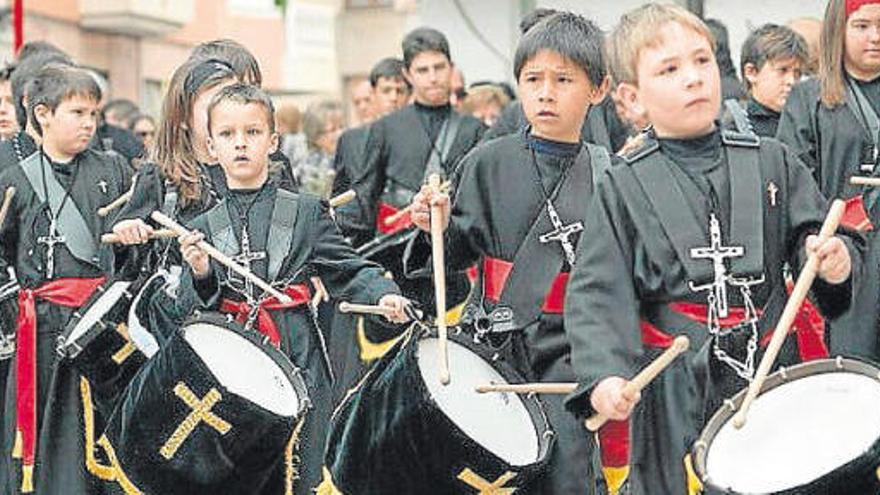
<box><xmin>409</xmin><ymin>12</ymin><xmax>609</xmax><ymax>494</ymax></box>
<box><xmin>739</xmin><ymin>24</ymin><xmax>808</xmax><ymax>137</ymax></box>
<box><xmin>563</xmin><ymin>4</ymin><xmax>859</xmax><ymax>493</ymax></box>
<box><xmin>0</xmin><ymin>65</ymin><xmax>132</xmax><ymax>493</ymax></box>
<box><xmin>177</xmin><ymin>83</ymin><xmax>409</xmax><ymax>493</ymax></box>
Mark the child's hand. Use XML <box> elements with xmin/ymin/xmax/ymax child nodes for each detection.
<box><xmin>377</xmin><ymin>294</ymin><xmax>412</xmax><ymax>324</ymax></box>
<box><xmin>410</xmin><ymin>184</ymin><xmax>450</xmax><ymax>233</ymax></box>
<box><xmin>590</xmin><ymin>376</ymin><xmax>640</xmax><ymax>421</ymax></box>
<box><xmin>806</xmin><ymin>234</ymin><xmax>851</xmax><ymax>284</ymax></box>
<box><xmin>179</xmin><ymin>230</ymin><xmax>210</xmax><ymax>278</ymax></box>
<box><xmin>112</xmin><ymin>219</ymin><xmax>154</xmax><ymax>245</ymax></box>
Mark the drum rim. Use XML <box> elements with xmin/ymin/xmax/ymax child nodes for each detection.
<box><xmin>414</xmin><ymin>325</ymin><xmax>555</xmax><ymax>467</ymax></box>
<box><xmin>58</xmin><ymin>278</ymin><xmax>138</xmax><ymax>359</ymax></box>
<box><xmin>183</xmin><ymin>311</ymin><xmax>312</xmax><ymax>418</ymax></box>
<box><xmin>692</xmin><ymin>356</ymin><xmax>880</xmax><ymax>490</ymax></box>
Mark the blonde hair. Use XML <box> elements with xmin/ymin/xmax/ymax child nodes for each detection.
<box><xmin>818</xmin><ymin>0</ymin><xmax>848</xmax><ymax>107</ymax></box>
<box><xmin>609</xmin><ymin>3</ymin><xmax>715</xmax><ymax>86</ymax></box>
<box><xmin>460</xmin><ymin>85</ymin><xmax>511</xmax><ymax>115</ymax></box>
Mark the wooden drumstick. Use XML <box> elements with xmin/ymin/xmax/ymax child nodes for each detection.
<box><xmin>476</xmin><ymin>382</ymin><xmax>576</xmax><ymax>395</ymax></box>
<box><xmin>585</xmin><ymin>336</ymin><xmax>690</xmax><ymax>432</ymax></box>
<box><xmin>98</xmin><ymin>176</ymin><xmax>137</xmax><ymax>217</ymax></box>
<box><xmin>850</xmin><ymin>176</ymin><xmax>880</xmax><ymax>187</ymax></box>
<box><xmin>150</xmin><ymin>211</ymin><xmax>293</xmax><ymax>304</ymax></box>
<box><xmin>338</xmin><ymin>301</ymin><xmax>396</xmax><ymax>317</ymax></box>
<box><xmin>382</xmin><ymin>180</ymin><xmax>451</xmax><ymax>227</ymax></box>
<box><xmin>328</xmin><ymin>189</ymin><xmax>356</xmax><ymax>208</ymax></box>
<box><xmin>0</xmin><ymin>187</ymin><xmax>15</xmax><ymax>227</ymax></box>
<box><xmin>428</xmin><ymin>174</ymin><xmax>450</xmax><ymax>385</ymax></box>
<box><xmin>733</xmin><ymin>199</ymin><xmax>846</xmax><ymax>429</ymax></box>
<box><xmin>101</xmin><ymin>229</ymin><xmax>177</xmax><ymax>244</ymax></box>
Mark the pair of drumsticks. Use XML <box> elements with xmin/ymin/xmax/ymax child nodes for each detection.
<box><xmin>478</xmin><ymin>199</ymin><xmax>846</xmax><ymax>432</ymax></box>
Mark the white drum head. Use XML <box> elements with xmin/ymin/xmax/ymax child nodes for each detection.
<box><xmin>65</xmin><ymin>281</ymin><xmax>131</xmax><ymax>346</ymax></box>
<box><xmin>706</xmin><ymin>371</ymin><xmax>880</xmax><ymax>492</ymax></box>
<box><xmin>417</xmin><ymin>337</ymin><xmax>540</xmax><ymax>466</ymax></box>
<box><xmin>183</xmin><ymin>323</ymin><xmax>300</xmax><ymax>417</ymax></box>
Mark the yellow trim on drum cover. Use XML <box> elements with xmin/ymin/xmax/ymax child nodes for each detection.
<box><xmin>684</xmin><ymin>454</ymin><xmax>703</xmax><ymax>495</ymax></box>
<box><xmin>111</xmin><ymin>323</ymin><xmax>137</xmax><ymax>365</ymax></box>
<box><xmin>315</xmin><ymin>467</ymin><xmax>345</xmax><ymax>495</ymax></box>
<box><xmin>96</xmin><ymin>435</ymin><xmax>144</xmax><ymax>495</ymax></box>
<box><xmin>356</xmin><ymin>316</ymin><xmax>405</xmax><ymax>363</ymax></box>
<box><xmin>457</xmin><ymin>468</ymin><xmax>518</xmax><ymax>494</ymax></box>
<box><xmin>602</xmin><ymin>466</ymin><xmax>630</xmax><ymax>495</ymax></box>
<box><xmin>285</xmin><ymin>414</ymin><xmax>307</xmax><ymax>495</ymax></box>
<box><xmin>79</xmin><ymin>377</ymin><xmax>115</xmax><ymax>480</ymax></box>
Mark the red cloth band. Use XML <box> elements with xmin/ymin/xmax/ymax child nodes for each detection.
<box><xmin>482</xmin><ymin>256</ymin><xmax>568</xmax><ymax>314</ymax></box>
<box><xmin>220</xmin><ymin>283</ymin><xmax>312</xmax><ymax>346</ymax></box>
<box><xmin>847</xmin><ymin>0</ymin><xmax>880</xmax><ymax>17</ymax></box>
<box><xmin>842</xmin><ymin>196</ymin><xmax>873</xmax><ymax>232</ymax></box>
<box><xmin>376</xmin><ymin>202</ymin><xmax>412</xmax><ymax>235</ymax></box>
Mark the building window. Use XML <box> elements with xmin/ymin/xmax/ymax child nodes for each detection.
<box><xmin>346</xmin><ymin>0</ymin><xmax>393</xmax><ymax>8</ymax></box>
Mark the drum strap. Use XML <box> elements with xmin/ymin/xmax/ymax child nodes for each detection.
<box><xmin>14</xmin><ymin>276</ymin><xmax>106</xmax><ymax>493</ymax></box>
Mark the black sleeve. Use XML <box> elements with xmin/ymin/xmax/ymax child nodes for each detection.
<box><xmin>776</xmin><ymin>80</ymin><xmax>820</xmax><ymax>176</ymax></box>
<box><xmin>350</xmin><ymin>120</ymin><xmax>388</xmax><ymax>236</ymax></box>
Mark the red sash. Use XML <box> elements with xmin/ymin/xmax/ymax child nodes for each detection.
<box><xmin>219</xmin><ymin>284</ymin><xmax>312</xmax><ymax>346</ymax></box>
<box><xmin>482</xmin><ymin>256</ymin><xmax>568</xmax><ymax>314</ymax></box>
<box><xmin>376</xmin><ymin>202</ymin><xmax>412</xmax><ymax>235</ymax></box>
<box><xmin>842</xmin><ymin>195</ymin><xmax>873</xmax><ymax>231</ymax></box>
<box><xmin>15</xmin><ymin>276</ymin><xmax>105</xmax><ymax>492</ymax></box>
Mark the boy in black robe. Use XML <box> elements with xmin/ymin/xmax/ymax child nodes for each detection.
<box><xmin>176</xmin><ymin>84</ymin><xmax>410</xmax><ymax>493</ymax></box>
<box><xmin>0</xmin><ymin>65</ymin><xmax>132</xmax><ymax>494</ymax></box>
<box><xmin>563</xmin><ymin>5</ymin><xmax>859</xmax><ymax>494</ymax></box>
<box><xmin>409</xmin><ymin>12</ymin><xmax>610</xmax><ymax>494</ymax></box>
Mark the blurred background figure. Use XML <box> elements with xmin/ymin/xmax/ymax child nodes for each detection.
<box><xmin>296</xmin><ymin>99</ymin><xmax>345</xmax><ymax>197</ymax></box>
<box><xmin>787</xmin><ymin>17</ymin><xmax>822</xmax><ymax>76</ymax></box>
<box><xmin>460</xmin><ymin>83</ymin><xmax>510</xmax><ymax>127</ymax></box>
<box><xmin>449</xmin><ymin>67</ymin><xmax>466</xmax><ymax>110</ymax></box>
<box><xmin>706</xmin><ymin>18</ymin><xmax>748</xmax><ymax>101</ymax></box>
<box><xmin>128</xmin><ymin>113</ymin><xmax>156</xmax><ymax>153</ymax></box>
<box><xmin>277</xmin><ymin>101</ymin><xmax>308</xmax><ymax>165</ymax></box>
<box><xmin>0</xmin><ymin>64</ymin><xmax>18</xmax><ymax>141</ymax></box>
<box><xmin>102</xmin><ymin>98</ymin><xmax>139</xmax><ymax>128</ymax></box>
<box><xmin>350</xmin><ymin>78</ymin><xmax>375</xmax><ymax>125</ymax></box>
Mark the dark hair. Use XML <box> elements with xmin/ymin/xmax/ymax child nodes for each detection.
<box><xmin>16</xmin><ymin>41</ymin><xmax>67</xmax><ymax>63</ymax></box>
<box><xmin>102</xmin><ymin>98</ymin><xmax>140</xmax><ymax>125</ymax></box>
<box><xmin>206</xmin><ymin>83</ymin><xmax>276</xmax><ymax>136</ymax></box>
<box><xmin>27</xmin><ymin>65</ymin><xmax>101</xmax><ymax>136</ymax></box>
<box><xmin>706</xmin><ymin>19</ymin><xmax>739</xmax><ymax>79</ymax></box>
<box><xmin>11</xmin><ymin>51</ymin><xmax>73</xmax><ymax>128</ymax></box>
<box><xmin>0</xmin><ymin>64</ymin><xmax>15</xmax><ymax>83</ymax></box>
<box><xmin>184</xmin><ymin>58</ymin><xmax>235</xmax><ymax>95</ymax></box>
<box><xmin>402</xmin><ymin>27</ymin><xmax>451</xmax><ymax>68</ymax></box>
<box><xmin>190</xmin><ymin>39</ymin><xmax>262</xmax><ymax>87</ymax></box>
<box><xmin>740</xmin><ymin>24</ymin><xmax>809</xmax><ymax>88</ymax></box>
<box><xmin>519</xmin><ymin>8</ymin><xmax>559</xmax><ymax>35</ymax></box>
<box><xmin>369</xmin><ymin>57</ymin><xmax>408</xmax><ymax>88</ymax></box>
<box><xmin>513</xmin><ymin>12</ymin><xmax>606</xmax><ymax>88</ymax></box>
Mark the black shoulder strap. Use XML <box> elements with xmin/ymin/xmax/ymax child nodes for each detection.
<box><xmin>205</xmin><ymin>200</ymin><xmax>239</xmax><ymax>258</ymax></box>
<box><xmin>586</xmin><ymin>142</ymin><xmax>611</xmax><ymax>187</ymax></box>
<box><xmin>266</xmin><ymin>189</ymin><xmax>299</xmax><ymax>282</ymax></box>
<box><xmin>724</xmin><ymin>99</ymin><xmax>756</xmax><ymax>136</ymax></box>
<box><xmin>721</xmin><ymin>131</ymin><xmax>765</xmax><ymax>278</ymax></box>
<box><xmin>424</xmin><ymin>111</ymin><xmax>463</xmax><ymax>180</ymax></box>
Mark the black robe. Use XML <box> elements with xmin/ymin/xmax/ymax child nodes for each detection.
<box><xmin>180</xmin><ymin>183</ymin><xmax>399</xmax><ymax>494</ymax></box>
<box><xmin>0</xmin><ymin>132</ymin><xmax>37</xmax><ymax>176</ymax></box>
<box><xmin>746</xmin><ymin>97</ymin><xmax>781</xmax><ymax>138</ymax></box>
<box><xmin>481</xmin><ymin>94</ymin><xmax>632</xmax><ymax>153</ymax></box>
<box><xmin>563</xmin><ymin>129</ymin><xmax>859</xmax><ymax>494</ymax></box>
<box><xmin>0</xmin><ymin>148</ymin><xmax>132</xmax><ymax>494</ymax></box>
<box><xmin>331</xmin><ymin>125</ymin><xmax>372</xmax><ymax>246</ymax></box>
<box><xmin>404</xmin><ymin>129</ymin><xmax>609</xmax><ymax>494</ymax></box>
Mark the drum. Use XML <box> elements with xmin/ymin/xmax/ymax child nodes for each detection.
<box><xmin>126</xmin><ymin>268</ymin><xmax>182</xmax><ymax>357</ymax></box>
<box><xmin>693</xmin><ymin>357</ymin><xmax>880</xmax><ymax>494</ymax></box>
<box><xmin>99</xmin><ymin>312</ymin><xmax>310</xmax><ymax>494</ymax></box>
<box><xmin>0</xmin><ymin>276</ymin><xmax>19</xmax><ymax>360</ymax></box>
<box><xmin>323</xmin><ymin>326</ymin><xmax>554</xmax><ymax>494</ymax></box>
<box><xmin>58</xmin><ymin>277</ymin><xmax>150</xmax><ymax>419</ymax></box>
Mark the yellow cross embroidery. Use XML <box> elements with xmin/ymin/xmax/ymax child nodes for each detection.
<box><xmin>457</xmin><ymin>468</ymin><xmax>518</xmax><ymax>494</ymax></box>
<box><xmin>159</xmin><ymin>383</ymin><xmax>231</xmax><ymax>460</ymax></box>
<box><xmin>111</xmin><ymin>323</ymin><xmax>137</xmax><ymax>365</ymax></box>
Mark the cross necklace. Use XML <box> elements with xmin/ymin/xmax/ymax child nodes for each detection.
<box><xmin>227</xmin><ymin>184</ymin><xmax>268</xmax><ymax>304</ymax></box>
<box><xmin>38</xmin><ymin>151</ymin><xmax>78</xmax><ymax>279</ymax></box>
<box><xmin>527</xmin><ymin>145</ymin><xmax>583</xmax><ymax>266</ymax></box>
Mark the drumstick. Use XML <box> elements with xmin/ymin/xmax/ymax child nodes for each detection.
<box><xmin>338</xmin><ymin>301</ymin><xmax>395</xmax><ymax>317</ymax></box>
<box><xmin>150</xmin><ymin>211</ymin><xmax>293</xmax><ymax>304</ymax></box>
<box><xmin>328</xmin><ymin>189</ymin><xmax>356</xmax><ymax>208</ymax></box>
<box><xmin>476</xmin><ymin>382</ymin><xmax>576</xmax><ymax>395</ymax></box>
<box><xmin>429</xmin><ymin>174</ymin><xmax>450</xmax><ymax>385</ymax></box>
<box><xmin>98</xmin><ymin>176</ymin><xmax>137</xmax><ymax>217</ymax></box>
<box><xmin>0</xmin><ymin>187</ymin><xmax>15</xmax><ymax>227</ymax></box>
<box><xmin>585</xmin><ymin>336</ymin><xmax>690</xmax><ymax>432</ymax></box>
<box><xmin>310</xmin><ymin>277</ymin><xmax>329</xmax><ymax>308</ymax></box>
<box><xmin>733</xmin><ymin>199</ymin><xmax>845</xmax><ymax>429</ymax></box>
<box><xmin>100</xmin><ymin>229</ymin><xmax>177</xmax><ymax>244</ymax></box>
<box><xmin>850</xmin><ymin>176</ymin><xmax>880</xmax><ymax>187</ymax></box>
<box><xmin>382</xmin><ymin>180</ymin><xmax>451</xmax><ymax>227</ymax></box>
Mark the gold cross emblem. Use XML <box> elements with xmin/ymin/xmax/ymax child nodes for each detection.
<box><xmin>159</xmin><ymin>383</ymin><xmax>231</xmax><ymax>460</ymax></box>
<box><xmin>111</xmin><ymin>323</ymin><xmax>137</xmax><ymax>365</ymax></box>
<box><xmin>457</xmin><ymin>468</ymin><xmax>518</xmax><ymax>494</ymax></box>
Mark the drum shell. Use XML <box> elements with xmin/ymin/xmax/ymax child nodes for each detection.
<box><xmin>694</xmin><ymin>358</ymin><xmax>880</xmax><ymax>495</ymax></box>
<box><xmin>324</xmin><ymin>328</ymin><xmax>553</xmax><ymax>494</ymax></box>
<box><xmin>102</xmin><ymin>314</ymin><xmax>309</xmax><ymax>494</ymax></box>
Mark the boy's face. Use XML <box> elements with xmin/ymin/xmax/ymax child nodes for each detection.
<box><xmin>745</xmin><ymin>57</ymin><xmax>803</xmax><ymax>112</ymax></box>
<box><xmin>191</xmin><ymin>78</ymin><xmax>237</xmax><ymax>160</ymax></box>
<box><xmin>404</xmin><ymin>51</ymin><xmax>452</xmax><ymax>107</ymax></box>
<box><xmin>620</xmin><ymin>22</ymin><xmax>720</xmax><ymax>139</ymax></box>
<box><xmin>36</xmin><ymin>93</ymin><xmax>98</xmax><ymax>159</ymax></box>
<box><xmin>518</xmin><ymin>49</ymin><xmax>604</xmax><ymax>143</ymax></box>
<box><xmin>845</xmin><ymin>4</ymin><xmax>880</xmax><ymax>79</ymax></box>
<box><xmin>0</xmin><ymin>81</ymin><xmax>17</xmax><ymax>140</ymax></box>
<box><xmin>373</xmin><ymin>76</ymin><xmax>409</xmax><ymax>116</ymax></box>
<box><xmin>207</xmin><ymin>101</ymin><xmax>278</xmax><ymax>189</ymax></box>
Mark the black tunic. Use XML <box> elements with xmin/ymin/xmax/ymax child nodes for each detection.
<box><xmin>563</xmin><ymin>129</ymin><xmax>860</xmax><ymax>494</ymax></box>
<box><xmin>746</xmin><ymin>96</ymin><xmax>781</xmax><ymax>138</ymax></box>
<box><xmin>0</xmin><ymin>148</ymin><xmax>132</xmax><ymax>494</ymax></box>
<box><xmin>180</xmin><ymin>184</ymin><xmax>400</xmax><ymax>494</ymax></box>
